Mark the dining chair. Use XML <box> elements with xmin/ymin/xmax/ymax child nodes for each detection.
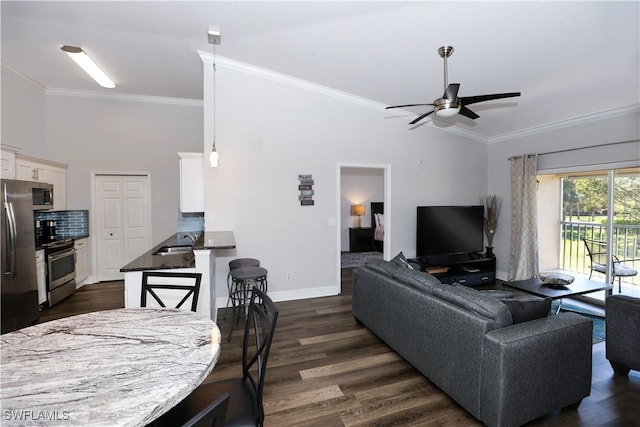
<box><xmin>140</xmin><ymin>271</ymin><xmax>202</xmax><ymax>312</ymax></box>
<box><xmin>182</xmin><ymin>392</ymin><xmax>229</xmax><ymax>427</ymax></box>
<box><xmin>158</xmin><ymin>286</ymin><xmax>279</xmax><ymax>427</ymax></box>
<box><xmin>583</xmin><ymin>238</ymin><xmax>638</xmax><ymax>293</ymax></box>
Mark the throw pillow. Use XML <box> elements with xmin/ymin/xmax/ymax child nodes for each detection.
<box><xmin>433</xmin><ymin>285</ymin><xmax>512</xmax><ymax>328</ymax></box>
<box><xmin>501</xmin><ymin>297</ymin><xmax>552</xmax><ymax>324</ymax></box>
<box><xmin>390</xmin><ymin>251</ymin><xmax>414</xmax><ymax>270</ymax></box>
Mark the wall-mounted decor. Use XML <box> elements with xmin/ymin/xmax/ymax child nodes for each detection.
<box><xmin>298</xmin><ymin>174</ymin><xmax>314</xmax><ymax>206</ymax></box>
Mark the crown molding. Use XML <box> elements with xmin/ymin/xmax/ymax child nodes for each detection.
<box><xmin>199</xmin><ymin>51</ymin><xmax>490</xmax><ymax>142</ymax></box>
<box><xmin>489</xmin><ymin>104</ymin><xmax>640</xmax><ymax>143</ymax></box>
<box><xmin>2</xmin><ymin>61</ymin><xmax>201</xmax><ymax>106</ymax></box>
<box><xmin>45</xmin><ymin>88</ymin><xmax>202</xmax><ymax>107</ymax></box>
<box><xmin>199</xmin><ymin>50</ymin><xmax>385</xmax><ymax>111</ymax></box>
<box><xmin>1</xmin><ymin>61</ymin><xmax>47</xmax><ymax>92</ymax></box>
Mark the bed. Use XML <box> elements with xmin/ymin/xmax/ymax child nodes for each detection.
<box><xmin>371</xmin><ymin>202</ymin><xmax>384</xmax><ymax>253</ymax></box>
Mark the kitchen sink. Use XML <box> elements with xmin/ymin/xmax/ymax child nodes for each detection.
<box><xmin>152</xmin><ymin>245</ymin><xmax>193</xmax><ymax>256</ymax></box>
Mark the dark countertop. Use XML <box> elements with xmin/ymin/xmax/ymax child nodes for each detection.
<box><xmin>120</xmin><ymin>231</ymin><xmax>235</xmax><ymax>272</ymax></box>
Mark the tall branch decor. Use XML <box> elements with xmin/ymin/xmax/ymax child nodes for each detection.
<box><xmin>484</xmin><ymin>195</ymin><xmax>501</xmax><ymax>256</ymax></box>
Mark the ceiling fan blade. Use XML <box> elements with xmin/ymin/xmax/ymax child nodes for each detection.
<box><xmin>459</xmin><ymin>92</ymin><xmax>521</xmax><ymax>106</ymax></box>
<box><xmin>408</xmin><ymin>110</ymin><xmax>434</xmax><ymax>125</ymax></box>
<box><xmin>443</xmin><ymin>83</ymin><xmax>460</xmax><ymax>101</ymax></box>
<box><xmin>459</xmin><ymin>106</ymin><xmax>479</xmax><ymax>120</ymax></box>
<box><xmin>386</xmin><ymin>103</ymin><xmax>435</xmax><ymax>110</ymax></box>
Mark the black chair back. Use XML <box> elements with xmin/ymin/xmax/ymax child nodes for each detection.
<box><xmin>181</xmin><ymin>392</ymin><xmax>229</xmax><ymax>427</ymax></box>
<box><xmin>141</xmin><ymin>271</ymin><xmax>202</xmax><ymax>312</ymax></box>
<box><xmin>243</xmin><ymin>286</ymin><xmax>279</xmax><ymax>425</ymax></box>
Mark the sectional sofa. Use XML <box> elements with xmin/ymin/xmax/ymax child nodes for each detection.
<box><xmin>352</xmin><ymin>258</ymin><xmax>593</xmax><ymax>427</ymax></box>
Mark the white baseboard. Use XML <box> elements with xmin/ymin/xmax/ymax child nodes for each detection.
<box><xmin>215</xmin><ymin>285</ymin><xmax>339</xmax><ymax>308</ymax></box>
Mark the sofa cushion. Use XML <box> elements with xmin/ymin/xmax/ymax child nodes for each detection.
<box><xmin>392</xmin><ymin>268</ymin><xmax>440</xmax><ymax>294</ymax></box>
<box><xmin>433</xmin><ymin>285</ymin><xmax>512</xmax><ymax>328</ymax></box>
<box><xmin>479</xmin><ymin>290</ymin><xmax>515</xmax><ymax>299</ymax></box>
<box><xmin>501</xmin><ymin>297</ymin><xmax>551</xmax><ymax>324</ymax></box>
<box><xmin>364</xmin><ymin>259</ymin><xmax>400</xmax><ymax>277</ymax></box>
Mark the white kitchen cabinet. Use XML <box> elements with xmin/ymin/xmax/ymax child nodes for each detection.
<box><xmin>178</xmin><ymin>152</ymin><xmax>204</xmax><ymax>213</ymax></box>
<box><xmin>36</xmin><ymin>249</ymin><xmax>46</xmax><ymax>305</ymax></box>
<box><xmin>16</xmin><ymin>157</ymin><xmax>46</xmax><ymax>181</ymax></box>
<box><xmin>47</xmin><ymin>166</ymin><xmax>67</xmax><ymax>210</ymax></box>
<box><xmin>74</xmin><ymin>238</ymin><xmax>88</xmax><ymax>286</ymax></box>
<box><xmin>15</xmin><ymin>155</ymin><xmax>67</xmax><ymax>210</ymax></box>
<box><xmin>1</xmin><ymin>147</ymin><xmax>17</xmax><ymax>179</ymax></box>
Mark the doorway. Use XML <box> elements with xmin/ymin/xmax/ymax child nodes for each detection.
<box><xmin>337</xmin><ymin>163</ymin><xmax>391</xmax><ymax>294</ymax></box>
<box><xmin>92</xmin><ymin>174</ymin><xmax>152</xmax><ymax>282</ymax></box>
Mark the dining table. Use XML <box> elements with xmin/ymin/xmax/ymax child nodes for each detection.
<box><xmin>0</xmin><ymin>308</ymin><xmax>221</xmax><ymax>426</ymax></box>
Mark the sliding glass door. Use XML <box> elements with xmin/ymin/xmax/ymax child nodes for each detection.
<box><xmin>558</xmin><ymin>167</ymin><xmax>639</xmax><ymax>301</ymax></box>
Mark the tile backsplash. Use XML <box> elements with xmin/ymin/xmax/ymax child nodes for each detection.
<box><xmin>177</xmin><ymin>211</ymin><xmax>204</xmax><ymax>233</ymax></box>
<box><xmin>34</xmin><ymin>210</ymin><xmax>89</xmax><ymax>237</ymax></box>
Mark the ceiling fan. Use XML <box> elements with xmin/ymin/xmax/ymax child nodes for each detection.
<box><xmin>386</xmin><ymin>46</ymin><xmax>521</xmax><ymax>125</ymax></box>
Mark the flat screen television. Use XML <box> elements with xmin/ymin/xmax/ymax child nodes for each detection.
<box><xmin>416</xmin><ymin>205</ymin><xmax>484</xmax><ymax>258</ymax></box>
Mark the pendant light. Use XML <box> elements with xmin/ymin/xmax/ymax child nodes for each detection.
<box><xmin>208</xmin><ymin>27</ymin><xmax>221</xmax><ymax>168</ymax></box>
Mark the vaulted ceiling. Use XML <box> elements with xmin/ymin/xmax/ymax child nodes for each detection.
<box><xmin>2</xmin><ymin>1</ymin><xmax>639</xmax><ymax>141</ymax></box>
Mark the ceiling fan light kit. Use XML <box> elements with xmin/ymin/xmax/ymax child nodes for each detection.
<box><xmin>386</xmin><ymin>45</ymin><xmax>520</xmax><ymax>125</ymax></box>
<box><xmin>434</xmin><ymin>98</ymin><xmax>460</xmax><ymax>117</ymax></box>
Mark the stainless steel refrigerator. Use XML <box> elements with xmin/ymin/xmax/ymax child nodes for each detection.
<box><xmin>1</xmin><ymin>179</ymin><xmax>40</xmax><ymax>333</ymax></box>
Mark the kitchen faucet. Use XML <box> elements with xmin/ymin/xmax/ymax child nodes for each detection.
<box><xmin>182</xmin><ymin>232</ymin><xmax>199</xmax><ymax>244</ymax></box>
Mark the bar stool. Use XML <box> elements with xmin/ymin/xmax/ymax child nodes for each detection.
<box><xmin>227</xmin><ymin>258</ymin><xmax>260</xmax><ymax>308</ymax></box>
<box><xmin>228</xmin><ymin>266</ymin><xmax>268</xmax><ymax>341</ymax></box>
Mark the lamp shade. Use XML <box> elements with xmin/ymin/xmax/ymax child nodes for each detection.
<box><xmin>351</xmin><ymin>204</ymin><xmax>366</xmax><ymax>216</ymax></box>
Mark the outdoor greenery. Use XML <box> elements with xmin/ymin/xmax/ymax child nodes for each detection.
<box><xmin>560</xmin><ymin>172</ymin><xmax>640</xmax><ymax>287</ymax></box>
<box><xmin>562</xmin><ymin>175</ymin><xmax>640</xmax><ymax>224</ymax></box>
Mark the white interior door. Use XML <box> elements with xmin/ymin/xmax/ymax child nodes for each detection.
<box><xmin>95</xmin><ymin>175</ymin><xmax>151</xmax><ymax>281</ymax></box>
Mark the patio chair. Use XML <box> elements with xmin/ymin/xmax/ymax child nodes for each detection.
<box><xmin>582</xmin><ymin>238</ymin><xmax>638</xmax><ymax>293</ymax></box>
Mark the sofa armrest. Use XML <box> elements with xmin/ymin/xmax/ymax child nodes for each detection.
<box><xmin>480</xmin><ymin>312</ymin><xmax>592</xmax><ymax>427</ymax></box>
<box><xmin>606</xmin><ymin>295</ymin><xmax>640</xmax><ymax>372</ymax></box>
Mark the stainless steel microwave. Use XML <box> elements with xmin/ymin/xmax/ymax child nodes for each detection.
<box><xmin>31</xmin><ymin>183</ymin><xmax>54</xmax><ymax>210</ymax></box>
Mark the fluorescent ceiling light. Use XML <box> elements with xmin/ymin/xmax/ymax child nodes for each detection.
<box><xmin>61</xmin><ymin>46</ymin><xmax>115</xmax><ymax>89</ymax></box>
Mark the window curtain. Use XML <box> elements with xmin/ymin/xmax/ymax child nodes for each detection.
<box><xmin>508</xmin><ymin>154</ymin><xmax>539</xmax><ymax>281</ymax></box>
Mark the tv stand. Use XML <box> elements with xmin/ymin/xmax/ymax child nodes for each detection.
<box><xmin>409</xmin><ymin>253</ymin><xmax>496</xmax><ymax>287</ymax></box>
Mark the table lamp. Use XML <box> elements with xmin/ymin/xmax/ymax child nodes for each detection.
<box><xmin>351</xmin><ymin>204</ymin><xmax>366</xmax><ymax>228</ymax></box>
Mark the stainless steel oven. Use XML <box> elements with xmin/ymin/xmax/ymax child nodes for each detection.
<box><xmin>43</xmin><ymin>239</ymin><xmax>76</xmax><ymax>306</ymax></box>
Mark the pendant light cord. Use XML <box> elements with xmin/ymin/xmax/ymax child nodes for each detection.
<box><xmin>212</xmin><ymin>42</ymin><xmax>217</xmax><ymax>150</ymax></box>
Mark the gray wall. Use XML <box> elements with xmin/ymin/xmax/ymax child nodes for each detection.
<box><xmin>11</xmin><ymin>58</ymin><xmax>636</xmax><ymax>300</ymax></box>
<box><xmin>2</xmin><ymin>65</ymin><xmax>203</xmax><ymax>248</ymax></box>
<box><xmin>202</xmin><ymin>65</ymin><xmax>488</xmax><ymax>301</ymax></box>
<box><xmin>2</xmin><ymin>66</ymin><xmax>46</xmax><ymax>156</ymax></box>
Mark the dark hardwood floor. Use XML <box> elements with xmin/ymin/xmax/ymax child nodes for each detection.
<box><xmin>37</xmin><ymin>271</ymin><xmax>638</xmax><ymax>426</ymax></box>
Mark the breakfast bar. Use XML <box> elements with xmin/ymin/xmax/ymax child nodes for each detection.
<box><xmin>120</xmin><ymin>231</ymin><xmax>235</xmax><ymax>322</ymax></box>
<box><xmin>0</xmin><ymin>308</ymin><xmax>221</xmax><ymax>426</ymax></box>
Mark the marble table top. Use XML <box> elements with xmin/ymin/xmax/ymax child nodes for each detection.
<box><xmin>1</xmin><ymin>308</ymin><xmax>221</xmax><ymax>426</ymax></box>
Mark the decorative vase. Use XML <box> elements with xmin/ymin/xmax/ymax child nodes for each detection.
<box><xmin>485</xmin><ymin>246</ymin><xmax>495</xmax><ymax>258</ymax></box>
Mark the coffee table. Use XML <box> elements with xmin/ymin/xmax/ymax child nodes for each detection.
<box><xmin>505</xmin><ymin>273</ymin><xmax>612</xmax><ymax>314</ymax></box>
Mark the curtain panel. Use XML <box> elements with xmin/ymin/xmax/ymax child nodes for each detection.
<box><xmin>508</xmin><ymin>154</ymin><xmax>539</xmax><ymax>281</ymax></box>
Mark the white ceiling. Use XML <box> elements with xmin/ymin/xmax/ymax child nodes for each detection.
<box><xmin>2</xmin><ymin>1</ymin><xmax>639</xmax><ymax>141</ymax></box>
